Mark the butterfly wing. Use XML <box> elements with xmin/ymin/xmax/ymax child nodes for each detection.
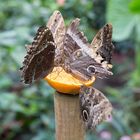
<box><xmin>65</xmin><ymin>55</ymin><xmax>112</xmax><ymax>81</ymax></box>
<box><xmin>79</xmin><ymin>85</ymin><xmax>112</xmax><ymax>129</ymax></box>
<box><xmin>47</xmin><ymin>10</ymin><xmax>65</xmax><ymax>65</ymax></box>
<box><xmin>64</xmin><ymin>19</ymin><xmax>112</xmax><ymax>81</ymax></box>
<box><xmin>20</xmin><ymin>26</ymin><xmax>55</xmax><ymax>84</ymax></box>
<box><xmin>64</xmin><ymin>18</ymin><xmax>94</xmax><ymax>58</ymax></box>
<box><xmin>91</xmin><ymin>24</ymin><xmax>114</xmax><ymax>69</ymax></box>
<box><xmin>31</xmin><ymin>26</ymin><xmax>54</xmax><ymax>52</ymax></box>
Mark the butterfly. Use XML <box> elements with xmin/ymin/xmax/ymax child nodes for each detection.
<box><xmin>63</xmin><ymin>18</ymin><xmax>114</xmax><ymax>81</ymax></box>
<box><xmin>79</xmin><ymin>85</ymin><xmax>112</xmax><ymax>129</ymax></box>
<box><xmin>47</xmin><ymin>10</ymin><xmax>65</xmax><ymax>66</ymax></box>
<box><xmin>46</xmin><ymin>12</ymin><xmax>114</xmax><ymax>81</ymax></box>
<box><xmin>20</xmin><ymin>26</ymin><xmax>56</xmax><ymax>84</ymax></box>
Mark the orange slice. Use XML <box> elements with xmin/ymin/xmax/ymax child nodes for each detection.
<box><xmin>44</xmin><ymin>67</ymin><xmax>95</xmax><ymax>94</ymax></box>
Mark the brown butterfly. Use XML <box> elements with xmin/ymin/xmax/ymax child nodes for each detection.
<box><xmin>79</xmin><ymin>85</ymin><xmax>112</xmax><ymax>129</ymax></box>
<box><xmin>20</xmin><ymin>10</ymin><xmax>66</xmax><ymax>84</ymax></box>
<box><xmin>20</xmin><ymin>26</ymin><xmax>56</xmax><ymax>84</ymax></box>
<box><xmin>63</xmin><ymin>18</ymin><xmax>114</xmax><ymax>81</ymax></box>
<box><xmin>47</xmin><ymin>10</ymin><xmax>65</xmax><ymax>66</ymax></box>
<box><xmin>46</xmin><ymin>12</ymin><xmax>114</xmax><ymax>82</ymax></box>
<box><xmin>91</xmin><ymin>22</ymin><xmax>114</xmax><ymax>69</ymax></box>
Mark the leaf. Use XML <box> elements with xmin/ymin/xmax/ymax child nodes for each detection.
<box><xmin>107</xmin><ymin>0</ymin><xmax>139</xmax><ymax>41</ymax></box>
<box><xmin>41</xmin><ymin>114</ymin><xmax>55</xmax><ymax>129</ymax></box>
<box><xmin>0</xmin><ymin>92</ymin><xmax>22</xmax><ymax>112</ymax></box>
<box><xmin>0</xmin><ymin>75</ymin><xmax>12</xmax><ymax>89</ymax></box>
<box><xmin>129</xmin><ymin>0</ymin><xmax>140</xmax><ymax>13</ymax></box>
<box><xmin>135</xmin><ymin>17</ymin><xmax>140</xmax><ymax>42</ymax></box>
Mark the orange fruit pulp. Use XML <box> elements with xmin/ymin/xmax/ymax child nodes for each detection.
<box><xmin>44</xmin><ymin>67</ymin><xmax>95</xmax><ymax>94</ymax></box>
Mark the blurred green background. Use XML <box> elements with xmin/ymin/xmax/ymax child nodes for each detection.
<box><xmin>0</xmin><ymin>0</ymin><xmax>140</xmax><ymax>140</ymax></box>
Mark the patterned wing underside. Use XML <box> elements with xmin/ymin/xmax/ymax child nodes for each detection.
<box><xmin>65</xmin><ymin>55</ymin><xmax>112</xmax><ymax>81</ymax></box>
<box><xmin>79</xmin><ymin>85</ymin><xmax>112</xmax><ymax>129</ymax></box>
<box><xmin>47</xmin><ymin>10</ymin><xmax>65</xmax><ymax>65</ymax></box>
<box><xmin>91</xmin><ymin>24</ymin><xmax>114</xmax><ymax>68</ymax></box>
<box><xmin>63</xmin><ymin>19</ymin><xmax>113</xmax><ymax>81</ymax></box>
<box><xmin>64</xmin><ymin>18</ymin><xmax>95</xmax><ymax>59</ymax></box>
<box><xmin>20</xmin><ymin>26</ymin><xmax>55</xmax><ymax>84</ymax></box>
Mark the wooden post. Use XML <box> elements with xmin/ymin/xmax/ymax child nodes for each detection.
<box><xmin>54</xmin><ymin>92</ymin><xmax>85</xmax><ymax>140</ymax></box>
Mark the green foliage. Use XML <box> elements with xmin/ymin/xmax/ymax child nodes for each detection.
<box><xmin>129</xmin><ymin>0</ymin><xmax>140</xmax><ymax>13</ymax></box>
<box><xmin>106</xmin><ymin>1</ymin><xmax>140</xmax><ymax>139</ymax></box>
<box><xmin>107</xmin><ymin>0</ymin><xmax>140</xmax><ymax>41</ymax></box>
<box><xmin>59</xmin><ymin>0</ymin><xmax>94</xmax><ymax>41</ymax></box>
<box><xmin>0</xmin><ymin>0</ymin><xmax>57</xmax><ymax>139</ymax></box>
<box><xmin>107</xmin><ymin>0</ymin><xmax>140</xmax><ymax>87</ymax></box>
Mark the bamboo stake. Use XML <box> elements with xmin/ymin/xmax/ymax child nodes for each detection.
<box><xmin>54</xmin><ymin>92</ymin><xmax>85</xmax><ymax>140</ymax></box>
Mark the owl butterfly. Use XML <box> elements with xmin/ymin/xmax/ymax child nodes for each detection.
<box><xmin>79</xmin><ymin>85</ymin><xmax>112</xmax><ymax>129</ymax></box>
<box><xmin>20</xmin><ymin>26</ymin><xmax>56</xmax><ymax>84</ymax></box>
<box><xmin>63</xmin><ymin>18</ymin><xmax>114</xmax><ymax>81</ymax></box>
<box><xmin>20</xmin><ymin>10</ymin><xmax>66</xmax><ymax>84</ymax></box>
<box><xmin>46</xmin><ymin>11</ymin><xmax>114</xmax><ymax>81</ymax></box>
<box><xmin>47</xmin><ymin>10</ymin><xmax>65</xmax><ymax>66</ymax></box>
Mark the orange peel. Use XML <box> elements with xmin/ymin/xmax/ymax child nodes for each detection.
<box><xmin>44</xmin><ymin>67</ymin><xmax>95</xmax><ymax>94</ymax></box>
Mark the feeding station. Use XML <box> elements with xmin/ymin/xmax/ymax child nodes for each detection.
<box><xmin>20</xmin><ymin>10</ymin><xmax>113</xmax><ymax>140</ymax></box>
<box><xmin>45</xmin><ymin>67</ymin><xmax>95</xmax><ymax>140</ymax></box>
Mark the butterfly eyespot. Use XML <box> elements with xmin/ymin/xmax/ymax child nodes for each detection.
<box><xmin>25</xmin><ymin>78</ymin><xmax>30</xmax><ymax>83</ymax></box>
<box><xmin>107</xmin><ymin>114</ymin><xmax>111</xmax><ymax>119</ymax></box>
<box><xmin>76</xmin><ymin>51</ymin><xmax>82</xmax><ymax>57</ymax></box>
<box><xmin>98</xmin><ymin>92</ymin><xmax>101</xmax><ymax>96</ymax></box>
<box><xmin>87</xmin><ymin>100</ymin><xmax>91</xmax><ymax>106</ymax></box>
<box><xmin>87</xmin><ymin>99</ymin><xmax>89</xmax><ymax>102</ymax></box>
<box><xmin>20</xmin><ymin>67</ymin><xmax>24</xmax><ymax>70</ymax></box>
<box><xmin>96</xmin><ymin>52</ymin><xmax>99</xmax><ymax>55</ymax></box>
<box><xmin>101</xmin><ymin>59</ymin><xmax>105</xmax><ymax>63</ymax></box>
<box><xmin>42</xmin><ymin>42</ymin><xmax>46</xmax><ymax>45</ymax></box>
<box><xmin>44</xmin><ymin>29</ymin><xmax>47</xmax><ymax>32</ymax></box>
<box><xmin>37</xmin><ymin>35</ymin><xmax>40</xmax><ymax>38</ymax></box>
<box><xmin>37</xmin><ymin>56</ymin><xmax>43</xmax><ymax>64</ymax></box>
<box><xmin>82</xmin><ymin>110</ymin><xmax>89</xmax><ymax>121</ymax></box>
<box><xmin>87</xmin><ymin>66</ymin><xmax>95</xmax><ymax>74</ymax></box>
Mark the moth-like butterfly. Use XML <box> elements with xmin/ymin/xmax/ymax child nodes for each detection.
<box><xmin>46</xmin><ymin>11</ymin><xmax>114</xmax><ymax>82</ymax></box>
<box><xmin>63</xmin><ymin>18</ymin><xmax>114</xmax><ymax>81</ymax></box>
<box><xmin>20</xmin><ymin>11</ymin><xmax>66</xmax><ymax>84</ymax></box>
<box><xmin>47</xmin><ymin>10</ymin><xmax>65</xmax><ymax>66</ymax></box>
<box><xmin>79</xmin><ymin>85</ymin><xmax>112</xmax><ymax>129</ymax></box>
<box><xmin>20</xmin><ymin>26</ymin><xmax>56</xmax><ymax>84</ymax></box>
